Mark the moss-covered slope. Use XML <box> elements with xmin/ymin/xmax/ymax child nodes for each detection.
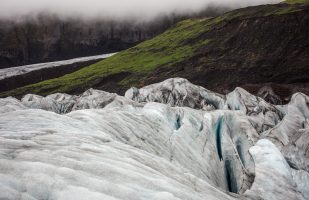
<box><xmin>284</xmin><ymin>0</ymin><xmax>309</xmax><ymax>4</ymax></box>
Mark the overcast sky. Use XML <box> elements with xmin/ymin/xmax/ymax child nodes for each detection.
<box><xmin>1</xmin><ymin>0</ymin><xmax>282</xmax><ymax>21</ymax></box>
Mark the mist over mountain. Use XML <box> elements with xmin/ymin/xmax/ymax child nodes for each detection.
<box><xmin>1</xmin><ymin>0</ymin><xmax>282</xmax><ymax>22</ymax></box>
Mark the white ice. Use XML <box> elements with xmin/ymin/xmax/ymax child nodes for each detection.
<box><xmin>0</xmin><ymin>78</ymin><xmax>308</xmax><ymax>200</ymax></box>
<box><xmin>0</xmin><ymin>53</ymin><xmax>117</xmax><ymax>80</ymax></box>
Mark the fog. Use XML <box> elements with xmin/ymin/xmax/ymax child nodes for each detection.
<box><xmin>1</xmin><ymin>0</ymin><xmax>282</xmax><ymax>21</ymax></box>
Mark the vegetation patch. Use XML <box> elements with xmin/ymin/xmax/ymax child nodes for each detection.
<box><xmin>284</xmin><ymin>0</ymin><xmax>309</xmax><ymax>4</ymax></box>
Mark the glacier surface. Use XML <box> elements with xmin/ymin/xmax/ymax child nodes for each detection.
<box><xmin>0</xmin><ymin>53</ymin><xmax>117</xmax><ymax>80</ymax></box>
<box><xmin>0</xmin><ymin>78</ymin><xmax>308</xmax><ymax>200</ymax></box>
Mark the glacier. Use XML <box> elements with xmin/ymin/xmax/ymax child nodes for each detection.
<box><xmin>0</xmin><ymin>78</ymin><xmax>308</xmax><ymax>200</ymax></box>
<box><xmin>0</xmin><ymin>53</ymin><xmax>117</xmax><ymax>81</ymax></box>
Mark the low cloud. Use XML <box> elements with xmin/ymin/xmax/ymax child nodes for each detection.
<box><xmin>0</xmin><ymin>0</ymin><xmax>282</xmax><ymax>21</ymax></box>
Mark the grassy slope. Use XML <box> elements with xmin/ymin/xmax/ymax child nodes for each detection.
<box><xmin>1</xmin><ymin>2</ymin><xmax>308</xmax><ymax>97</ymax></box>
<box><xmin>284</xmin><ymin>0</ymin><xmax>309</xmax><ymax>4</ymax></box>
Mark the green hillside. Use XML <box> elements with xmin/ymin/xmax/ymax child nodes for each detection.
<box><xmin>1</xmin><ymin>2</ymin><xmax>309</xmax><ymax>97</ymax></box>
<box><xmin>284</xmin><ymin>0</ymin><xmax>309</xmax><ymax>4</ymax></box>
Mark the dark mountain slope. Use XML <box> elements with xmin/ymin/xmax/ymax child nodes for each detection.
<box><xmin>0</xmin><ymin>16</ymin><xmax>169</xmax><ymax>68</ymax></box>
<box><xmin>1</xmin><ymin>2</ymin><xmax>309</xmax><ymax>99</ymax></box>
